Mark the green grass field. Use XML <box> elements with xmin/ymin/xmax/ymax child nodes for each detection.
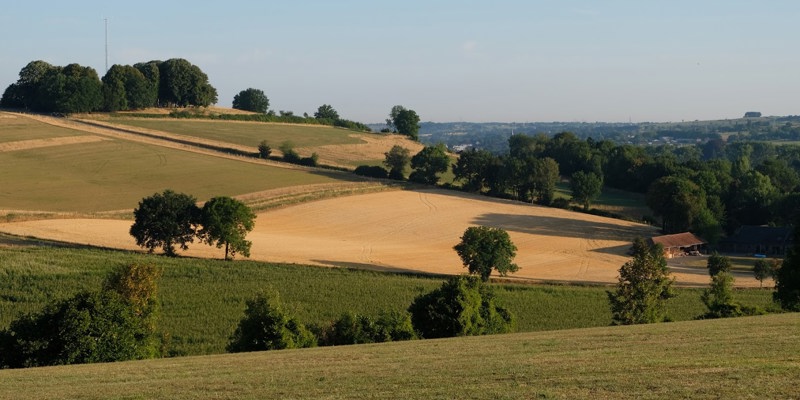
<box><xmin>106</xmin><ymin>118</ymin><xmax>364</xmax><ymax>148</ymax></box>
<box><xmin>1</xmin><ymin>313</ymin><xmax>796</xmax><ymax>399</ymax></box>
<box><xmin>0</xmin><ymin>243</ymin><xmax>776</xmax><ymax>356</ymax></box>
<box><xmin>0</xmin><ymin>135</ymin><xmax>347</xmax><ymax>213</ymax></box>
<box><xmin>0</xmin><ymin>114</ymin><xmax>87</xmax><ymax>143</ymax></box>
<box><xmin>555</xmin><ymin>182</ymin><xmax>651</xmax><ymax>220</ymax></box>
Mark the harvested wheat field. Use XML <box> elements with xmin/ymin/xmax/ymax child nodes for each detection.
<box><xmin>0</xmin><ymin>189</ymin><xmax>759</xmax><ymax>286</ymax></box>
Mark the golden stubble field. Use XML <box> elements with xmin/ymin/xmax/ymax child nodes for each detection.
<box><xmin>0</xmin><ymin>189</ymin><xmax>754</xmax><ymax>286</ymax></box>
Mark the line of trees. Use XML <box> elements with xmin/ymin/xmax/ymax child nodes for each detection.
<box><xmin>446</xmin><ymin>131</ymin><xmax>800</xmax><ymax>241</ymax></box>
<box><xmin>227</xmin><ymin>274</ymin><xmax>515</xmax><ymax>353</ymax></box>
<box><xmin>1</xmin><ymin>59</ymin><xmax>218</xmax><ymax>113</ymax></box>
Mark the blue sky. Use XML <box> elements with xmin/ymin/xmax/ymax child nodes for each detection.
<box><xmin>1</xmin><ymin>1</ymin><xmax>798</xmax><ymax>123</ymax></box>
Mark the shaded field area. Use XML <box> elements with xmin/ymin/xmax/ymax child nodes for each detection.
<box><xmin>1</xmin><ymin>312</ymin><xmax>796</xmax><ymax>399</ymax></box>
<box><xmin>0</xmin><ymin>245</ymin><xmax>776</xmax><ymax>356</ymax></box>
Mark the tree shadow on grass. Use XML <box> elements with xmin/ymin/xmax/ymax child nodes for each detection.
<box><xmin>471</xmin><ymin>213</ymin><xmax>657</xmax><ymax>241</ymax></box>
<box><xmin>311</xmin><ymin>259</ymin><xmax>450</xmax><ymax>279</ymax></box>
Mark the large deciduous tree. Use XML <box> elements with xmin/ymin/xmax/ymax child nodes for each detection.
<box><xmin>383</xmin><ymin>145</ymin><xmax>411</xmax><ymax>180</ymax></box>
<box><xmin>408</xmin><ymin>275</ymin><xmax>515</xmax><ymax>339</ymax></box>
<box><xmin>607</xmin><ymin>238</ymin><xmax>675</xmax><ymax>325</ymax></box>
<box><xmin>157</xmin><ymin>58</ymin><xmax>217</xmax><ymax>107</ymax></box>
<box><xmin>129</xmin><ymin>190</ymin><xmax>199</xmax><ymax>257</ymax></box>
<box><xmin>232</xmin><ymin>88</ymin><xmax>269</xmax><ymax>113</ymax></box>
<box><xmin>409</xmin><ymin>143</ymin><xmax>449</xmax><ymax>185</ymax></box>
<box><xmin>571</xmin><ymin>170</ymin><xmax>603</xmax><ymax>210</ymax></box>
<box><xmin>390</xmin><ymin>106</ymin><xmax>421</xmax><ymax>140</ymax></box>
<box><xmin>198</xmin><ymin>196</ymin><xmax>256</xmax><ymax>260</ymax></box>
<box><xmin>454</xmin><ymin>226</ymin><xmax>518</xmax><ymax>281</ymax></box>
<box><xmin>453</xmin><ymin>148</ymin><xmax>496</xmax><ymax>193</ymax></box>
<box><xmin>101</xmin><ymin>64</ymin><xmax>156</xmax><ymax>111</ymax></box>
<box><xmin>646</xmin><ymin>176</ymin><xmax>706</xmax><ymax>233</ymax></box>
<box><xmin>314</xmin><ymin>104</ymin><xmax>339</xmax><ymax>120</ymax></box>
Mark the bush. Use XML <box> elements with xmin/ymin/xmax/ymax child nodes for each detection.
<box><xmin>317</xmin><ymin>310</ymin><xmax>416</xmax><ymax>346</ymax></box>
<box><xmin>257</xmin><ymin>140</ymin><xmax>272</xmax><ymax>159</ymax></box>
<box><xmin>354</xmin><ymin>165</ymin><xmax>389</xmax><ymax>179</ymax></box>
<box><xmin>279</xmin><ymin>142</ymin><xmax>301</xmax><ymax>164</ymax></box>
<box><xmin>227</xmin><ymin>291</ymin><xmax>316</xmax><ymax>352</ymax></box>
<box><xmin>551</xmin><ymin>198</ymin><xmax>571</xmax><ymax>209</ymax></box>
<box><xmin>408</xmin><ymin>275</ymin><xmax>515</xmax><ymax>339</ymax></box>
<box><xmin>298</xmin><ymin>153</ymin><xmax>319</xmax><ymax>167</ymax></box>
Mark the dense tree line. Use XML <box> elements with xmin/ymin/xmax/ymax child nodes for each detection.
<box><xmin>1</xmin><ymin>59</ymin><xmax>217</xmax><ymax>113</ymax></box>
<box><xmin>449</xmin><ymin>132</ymin><xmax>800</xmax><ymax>242</ymax></box>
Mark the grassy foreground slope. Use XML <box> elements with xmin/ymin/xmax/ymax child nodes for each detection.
<box><xmin>1</xmin><ymin>313</ymin><xmax>797</xmax><ymax>399</ymax></box>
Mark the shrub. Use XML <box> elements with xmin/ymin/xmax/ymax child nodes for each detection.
<box><xmin>279</xmin><ymin>142</ymin><xmax>301</xmax><ymax>164</ymax></box>
<box><xmin>257</xmin><ymin>140</ymin><xmax>272</xmax><ymax>159</ymax></box>
<box><xmin>408</xmin><ymin>275</ymin><xmax>515</xmax><ymax>339</ymax></box>
<box><xmin>227</xmin><ymin>291</ymin><xmax>316</xmax><ymax>352</ymax></box>
<box><xmin>318</xmin><ymin>310</ymin><xmax>416</xmax><ymax>346</ymax></box>
<box><xmin>551</xmin><ymin>197</ymin><xmax>571</xmax><ymax>209</ymax></box>
<box><xmin>0</xmin><ymin>262</ymin><xmax>164</xmax><ymax>369</ymax></box>
<box><xmin>298</xmin><ymin>153</ymin><xmax>319</xmax><ymax>167</ymax></box>
<box><xmin>354</xmin><ymin>165</ymin><xmax>389</xmax><ymax>179</ymax></box>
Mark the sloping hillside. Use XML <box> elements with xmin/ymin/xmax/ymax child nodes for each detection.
<box><xmin>1</xmin><ymin>313</ymin><xmax>796</xmax><ymax>399</ymax></box>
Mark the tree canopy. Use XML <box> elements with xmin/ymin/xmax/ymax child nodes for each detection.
<box><xmin>774</xmin><ymin>222</ymin><xmax>800</xmax><ymax>311</ymax></box>
<box><xmin>409</xmin><ymin>143</ymin><xmax>449</xmax><ymax>185</ymax></box>
<box><xmin>198</xmin><ymin>196</ymin><xmax>256</xmax><ymax>260</ymax></box>
<box><xmin>314</xmin><ymin>104</ymin><xmax>339</xmax><ymax>120</ymax></box>
<box><xmin>607</xmin><ymin>238</ymin><xmax>675</xmax><ymax>325</ymax></box>
<box><xmin>383</xmin><ymin>145</ymin><xmax>411</xmax><ymax>180</ymax></box>
<box><xmin>129</xmin><ymin>190</ymin><xmax>199</xmax><ymax>257</ymax></box>
<box><xmin>571</xmin><ymin>171</ymin><xmax>603</xmax><ymax>210</ymax></box>
<box><xmin>454</xmin><ymin>226</ymin><xmax>518</xmax><ymax>281</ymax></box>
<box><xmin>232</xmin><ymin>88</ymin><xmax>269</xmax><ymax>113</ymax></box>
<box><xmin>226</xmin><ymin>291</ymin><xmax>316</xmax><ymax>352</ymax></box>
<box><xmin>408</xmin><ymin>275</ymin><xmax>515</xmax><ymax>339</ymax></box>
<box><xmin>390</xmin><ymin>106</ymin><xmax>421</xmax><ymax>140</ymax></box>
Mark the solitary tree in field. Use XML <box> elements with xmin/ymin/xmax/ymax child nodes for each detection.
<box><xmin>383</xmin><ymin>145</ymin><xmax>411</xmax><ymax>180</ymax></box>
<box><xmin>198</xmin><ymin>196</ymin><xmax>256</xmax><ymax>260</ymax></box>
<box><xmin>388</xmin><ymin>105</ymin><xmax>421</xmax><ymax>140</ymax></box>
<box><xmin>454</xmin><ymin>226</ymin><xmax>518</xmax><ymax>281</ymax></box>
<box><xmin>232</xmin><ymin>88</ymin><xmax>269</xmax><ymax>113</ymax></box>
<box><xmin>570</xmin><ymin>170</ymin><xmax>603</xmax><ymax>210</ymax></box>
<box><xmin>607</xmin><ymin>238</ymin><xmax>675</xmax><ymax>325</ymax></box>
<box><xmin>227</xmin><ymin>291</ymin><xmax>316</xmax><ymax>352</ymax></box>
<box><xmin>130</xmin><ymin>190</ymin><xmax>199</xmax><ymax>257</ymax></box>
<box><xmin>257</xmin><ymin>140</ymin><xmax>272</xmax><ymax>159</ymax></box>
<box><xmin>314</xmin><ymin>104</ymin><xmax>339</xmax><ymax>120</ymax></box>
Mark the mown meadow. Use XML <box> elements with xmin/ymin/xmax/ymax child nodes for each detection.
<box><xmin>0</xmin><ymin>242</ymin><xmax>776</xmax><ymax>356</ymax></box>
<box><xmin>1</xmin><ymin>313</ymin><xmax>797</xmax><ymax>399</ymax></box>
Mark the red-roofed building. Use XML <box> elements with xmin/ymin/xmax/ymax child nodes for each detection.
<box><xmin>649</xmin><ymin>232</ymin><xmax>707</xmax><ymax>258</ymax></box>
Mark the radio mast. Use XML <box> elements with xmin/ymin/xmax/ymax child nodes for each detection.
<box><xmin>104</xmin><ymin>18</ymin><xmax>109</xmax><ymax>74</ymax></box>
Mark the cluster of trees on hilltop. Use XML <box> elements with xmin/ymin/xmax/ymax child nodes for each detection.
<box><xmin>1</xmin><ymin>59</ymin><xmax>217</xmax><ymax>113</ymax></box>
<box><xmin>449</xmin><ymin>132</ymin><xmax>800</xmax><ymax>242</ymax></box>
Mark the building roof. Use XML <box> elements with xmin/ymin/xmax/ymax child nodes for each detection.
<box><xmin>650</xmin><ymin>232</ymin><xmax>706</xmax><ymax>248</ymax></box>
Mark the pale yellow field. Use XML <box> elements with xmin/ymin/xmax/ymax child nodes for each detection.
<box><xmin>0</xmin><ymin>189</ymin><xmax>756</xmax><ymax>286</ymax></box>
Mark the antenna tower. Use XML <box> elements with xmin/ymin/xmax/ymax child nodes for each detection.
<box><xmin>104</xmin><ymin>18</ymin><xmax>109</xmax><ymax>74</ymax></box>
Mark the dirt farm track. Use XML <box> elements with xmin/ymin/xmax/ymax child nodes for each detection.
<box><xmin>0</xmin><ymin>189</ymin><xmax>760</xmax><ymax>287</ymax></box>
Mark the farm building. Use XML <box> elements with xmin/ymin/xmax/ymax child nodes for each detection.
<box><xmin>717</xmin><ymin>225</ymin><xmax>793</xmax><ymax>256</ymax></box>
<box><xmin>649</xmin><ymin>232</ymin><xmax>707</xmax><ymax>258</ymax></box>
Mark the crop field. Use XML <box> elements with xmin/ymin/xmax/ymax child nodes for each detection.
<box><xmin>0</xmin><ymin>189</ymin><xmax>765</xmax><ymax>286</ymax></box>
<box><xmin>100</xmin><ymin>117</ymin><xmax>425</xmax><ymax>168</ymax></box>
<box><xmin>0</xmin><ymin>114</ymin><xmax>354</xmax><ymax>213</ymax></box>
<box><xmin>0</xmin><ymin>113</ymin><xmax>87</xmax><ymax>143</ymax></box>
<box><xmin>0</xmin><ymin>243</ymin><xmax>776</xmax><ymax>356</ymax></box>
<box><xmin>0</xmin><ymin>311</ymin><xmax>795</xmax><ymax>399</ymax></box>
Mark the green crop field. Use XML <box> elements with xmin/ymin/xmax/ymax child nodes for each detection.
<box><xmin>0</xmin><ymin>243</ymin><xmax>776</xmax><ymax>356</ymax></box>
<box><xmin>1</xmin><ymin>313</ymin><xmax>796</xmax><ymax>399</ymax></box>
<box><xmin>106</xmin><ymin>118</ymin><xmax>364</xmax><ymax>148</ymax></box>
<box><xmin>0</xmin><ymin>135</ymin><xmax>348</xmax><ymax>213</ymax></box>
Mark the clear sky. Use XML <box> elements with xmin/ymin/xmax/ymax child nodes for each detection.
<box><xmin>1</xmin><ymin>1</ymin><xmax>798</xmax><ymax>123</ymax></box>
